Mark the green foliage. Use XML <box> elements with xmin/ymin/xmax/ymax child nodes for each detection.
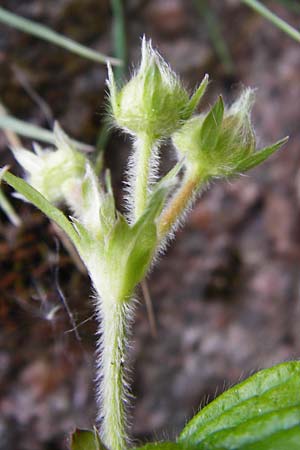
<box><xmin>71</xmin><ymin>429</ymin><xmax>106</xmax><ymax>450</ymax></box>
<box><xmin>179</xmin><ymin>361</ymin><xmax>300</xmax><ymax>449</ymax></box>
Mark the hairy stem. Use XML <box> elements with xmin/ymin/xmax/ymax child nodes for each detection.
<box><xmin>158</xmin><ymin>169</ymin><xmax>200</xmax><ymax>240</ymax></box>
<box><xmin>132</xmin><ymin>135</ymin><xmax>157</xmax><ymax>221</ymax></box>
<box><xmin>94</xmin><ymin>287</ymin><xmax>131</xmax><ymax>450</ymax></box>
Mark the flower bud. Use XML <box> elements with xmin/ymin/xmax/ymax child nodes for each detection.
<box><xmin>173</xmin><ymin>89</ymin><xmax>287</xmax><ymax>179</ymax></box>
<box><xmin>12</xmin><ymin>123</ymin><xmax>86</xmax><ymax>204</ymax></box>
<box><xmin>107</xmin><ymin>37</ymin><xmax>208</xmax><ymax>141</ymax></box>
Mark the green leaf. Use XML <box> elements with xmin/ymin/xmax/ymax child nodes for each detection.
<box><xmin>234</xmin><ymin>137</ymin><xmax>288</xmax><ymax>173</ymax></box>
<box><xmin>179</xmin><ymin>361</ymin><xmax>300</xmax><ymax>449</ymax></box>
<box><xmin>71</xmin><ymin>428</ymin><xmax>106</xmax><ymax>450</ymax></box>
<box><xmin>200</xmin><ymin>96</ymin><xmax>224</xmax><ymax>153</ymax></box>
<box><xmin>2</xmin><ymin>171</ymin><xmax>80</xmax><ymax>248</ymax></box>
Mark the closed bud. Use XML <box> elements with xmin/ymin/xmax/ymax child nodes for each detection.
<box><xmin>173</xmin><ymin>89</ymin><xmax>287</xmax><ymax>179</ymax></box>
<box><xmin>107</xmin><ymin>37</ymin><xmax>208</xmax><ymax>141</ymax></box>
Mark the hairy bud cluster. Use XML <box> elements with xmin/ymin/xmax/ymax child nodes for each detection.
<box><xmin>4</xmin><ymin>37</ymin><xmax>288</xmax><ymax>450</ymax></box>
<box><xmin>8</xmin><ymin>38</ymin><xmax>287</xmax><ymax>302</ymax></box>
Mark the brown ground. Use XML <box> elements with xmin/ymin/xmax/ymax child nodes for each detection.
<box><xmin>1</xmin><ymin>1</ymin><xmax>300</xmax><ymax>449</ymax></box>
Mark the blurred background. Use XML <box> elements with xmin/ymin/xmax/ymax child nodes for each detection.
<box><xmin>1</xmin><ymin>1</ymin><xmax>300</xmax><ymax>449</ymax></box>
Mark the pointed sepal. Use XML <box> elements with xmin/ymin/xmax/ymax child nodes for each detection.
<box><xmin>234</xmin><ymin>136</ymin><xmax>288</xmax><ymax>173</ymax></box>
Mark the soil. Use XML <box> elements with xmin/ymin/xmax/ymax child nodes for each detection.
<box><xmin>1</xmin><ymin>1</ymin><xmax>300</xmax><ymax>449</ymax></box>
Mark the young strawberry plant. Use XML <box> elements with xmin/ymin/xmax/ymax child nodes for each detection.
<box><xmin>2</xmin><ymin>38</ymin><xmax>299</xmax><ymax>450</ymax></box>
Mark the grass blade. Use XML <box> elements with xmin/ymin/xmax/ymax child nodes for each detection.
<box><xmin>0</xmin><ymin>185</ymin><xmax>21</xmax><ymax>226</ymax></box>
<box><xmin>194</xmin><ymin>0</ymin><xmax>234</xmax><ymax>74</ymax></box>
<box><xmin>94</xmin><ymin>0</ymin><xmax>128</xmax><ymax>170</ymax></box>
<box><xmin>0</xmin><ymin>115</ymin><xmax>94</xmax><ymax>152</ymax></box>
<box><xmin>241</xmin><ymin>0</ymin><xmax>300</xmax><ymax>43</ymax></box>
<box><xmin>0</xmin><ymin>6</ymin><xmax>121</xmax><ymax>66</ymax></box>
<box><xmin>110</xmin><ymin>0</ymin><xmax>127</xmax><ymax>81</ymax></box>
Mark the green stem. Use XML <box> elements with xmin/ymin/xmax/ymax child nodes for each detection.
<box><xmin>0</xmin><ymin>6</ymin><xmax>121</xmax><ymax>65</ymax></box>
<box><xmin>133</xmin><ymin>135</ymin><xmax>157</xmax><ymax>221</ymax></box>
<box><xmin>93</xmin><ymin>281</ymin><xmax>130</xmax><ymax>450</ymax></box>
<box><xmin>241</xmin><ymin>0</ymin><xmax>300</xmax><ymax>43</ymax></box>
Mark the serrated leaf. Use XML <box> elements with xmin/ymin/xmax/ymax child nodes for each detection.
<box><xmin>200</xmin><ymin>96</ymin><xmax>224</xmax><ymax>153</ymax></box>
<box><xmin>71</xmin><ymin>428</ymin><xmax>106</xmax><ymax>450</ymax></box>
<box><xmin>2</xmin><ymin>170</ymin><xmax>80</xmax><ymax>248</ymax></box>
<box><xmin>234</xmin><ymin>137</ymin><xmax>288</xmax><ymax>173</ymax></box>
<box><xmin>179</xmin><ymin>361</ymin><xmax>300</xmax><ymax>449</ymax></box>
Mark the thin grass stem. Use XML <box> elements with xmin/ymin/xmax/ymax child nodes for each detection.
<box><xmin>0</xmin><ymin>115</ymin><xmax>94</xmax><ymax>153</ymax></box>
<box><xmin>0</xmin><ymin>6</ymin><xmax>121</xmax><ymax>65</ymax></box>
<box><xmin>95</xmin><ymin>0</ymin><xmax>127</xmax><ymax>170</ymax></box>
<box><xmin>241</xmin><ymin>0</ymin><xmax>300</xmax><ymax>43</ymax></box>
<box><xmin>0</xmin><ymin>188</ymin><xmax>21</xmax><ymax>226</ymax></box>
<box><xmin>194</xmin><ymin>0</ymin><xmax>233</xmax><ymax>74</ymax></box>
